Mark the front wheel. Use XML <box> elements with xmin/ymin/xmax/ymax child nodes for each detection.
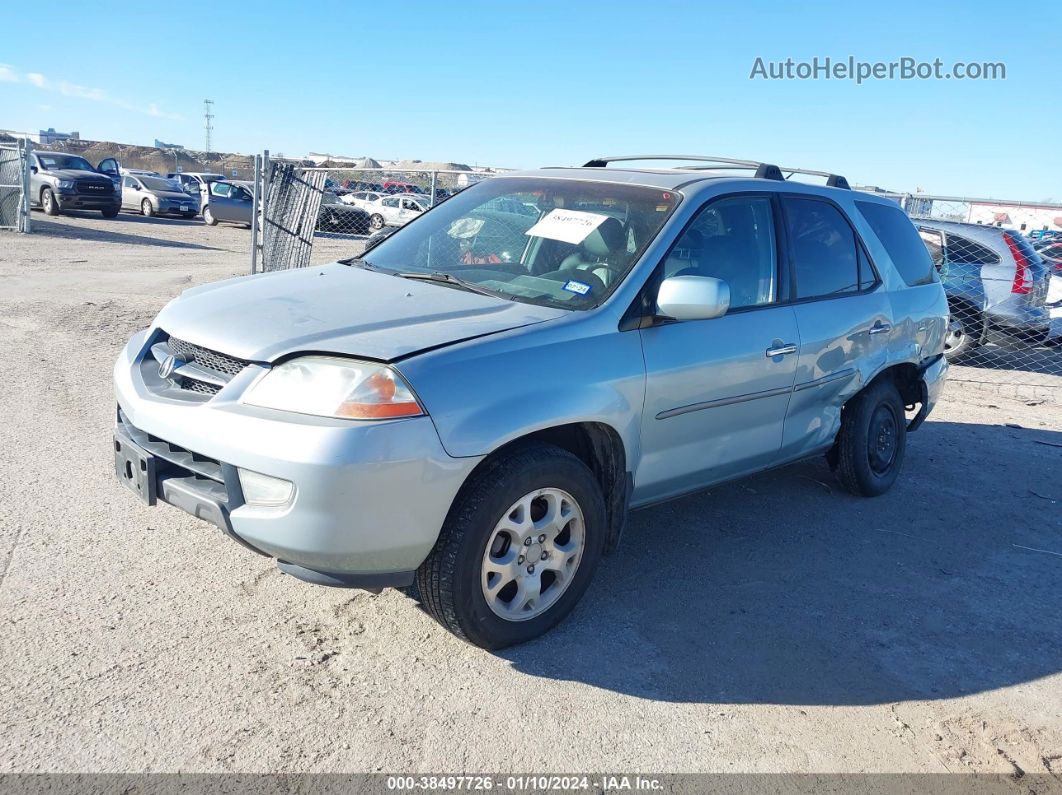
<box><xmin>835</xmin><ymin>379</ymin><xmax>907</xmax><ymax>497</ymax></box>
<box><xmin>202</xmin><ymin>205</ymin><xmax>217</xmax><ymax>226</ymax></box>
<box><xmin>414</xmin><ymin>443</ymin><xmax>606</xmax><ymax>649</ymax></box>
<box><xmin>141</xmin><ymin>198</ymin><xmax>155</xmax><ymax>218</ymax></box>
<box><xmin>369</xmin><ymin>213</ymin><xmax>385</xmax><ymax>231</ymax></box>
<box><xmin>41</xmin><ymin>187</ymin><xmax>59</xmax><ymax>216</ymax></box>
<box><xmin>101</xmin><ymin>205</ymin><xmax>119</xmax><ymax>219</ymax></box>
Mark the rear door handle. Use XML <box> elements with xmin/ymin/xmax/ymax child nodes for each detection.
<box><xmin>868</xmin><ymin>321</ymin><xmax>892</xmax><ymax>335</ymax></box>
<box><xmin>765</xmin><ymin>343</ymin><xmax>798</xmax><ymax>357</ymax></box>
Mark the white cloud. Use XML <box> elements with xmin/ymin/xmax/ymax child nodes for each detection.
<box><xmin>3</xmin><ymin>65</ymin><xmax>183</xmax><ymax>121</ymax></box>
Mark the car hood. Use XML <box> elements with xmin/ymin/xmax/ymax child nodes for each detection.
<box><xmin>47</xmin><ymin>168</ymin><xmax>109</xmax><ymax>180</ymax></box>
<box><xmin>155</xmin><ymin>262</ymin><xmax>566</xmax><ymax>362</ymax></box>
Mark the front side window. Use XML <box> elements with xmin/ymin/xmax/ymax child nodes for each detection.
<box><xmin>357</xmin><ymin>177</ymin><xmax>680</xmax><ymax>310</ymax></box>
<box><xmin>918</xmin><ymin>227</ymin><xmax>945</xmax><ymax>268</ymax></box>
<box><xmin>784</xmin><ymin>198</ymin><xmax>861</xmax><ymax>299</ymax></box>
<box><xmin>210</xmin><ymin>183</ymin><xmax>232</xmax><ymax>197</ymax></box>
<box><xmin>663</xmin><ymin>196</ymin><xmax>777</xmax><ymax>309</ymax></box>
<box><xmin>123</xmin><ymin>177</ymin><xmax>136</xmax><ymax>188</ymax></box>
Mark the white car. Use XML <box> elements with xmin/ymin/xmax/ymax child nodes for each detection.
<box><xmin>340</xmin><ymin>190</ymin><xmax>385</xmax><ymax>209</ymax></box>
<box><xmin>361</xmin><ymin>194</ymin><xmax>430</xmax><ymax>230</ymax></box>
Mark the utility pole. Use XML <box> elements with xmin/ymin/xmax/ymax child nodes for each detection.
<box><xmin>203</xmin><ymin>99</ymin><xmax>214</xmax><ymax>153</ymax></box>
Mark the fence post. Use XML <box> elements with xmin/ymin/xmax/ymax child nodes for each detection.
<box><xmin>260</xmin><ymin>149</ymin><xmax>271</xmax><ymax>271</ymax></box>
<box><xmin>20</xmin><ymin>139</ymin><xmax>32</xmax><ymax>234</ymax></box>
<box><xmin>429</xmin><ymin>170</ymin><xmax>437</xmax><ymax>207</ymax></box>
<box><xmin>250</xmin><ymin>153</ymin><xmax>262</xmax><ymax>274</ymax></box>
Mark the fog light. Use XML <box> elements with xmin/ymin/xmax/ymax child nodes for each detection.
<box><xmin>238</xmin><ymin>468</ymin><xmax>294</xmax><ymax>507</ymax></box>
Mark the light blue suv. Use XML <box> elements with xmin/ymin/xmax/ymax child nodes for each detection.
<box><xmin>113</xmin><ymin>155</ymin><xmax>949</xmax><ymax>648</ymax></box>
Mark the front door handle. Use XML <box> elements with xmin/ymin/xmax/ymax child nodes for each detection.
<box><xmin>868</xmin><ymin>321</ymin><xmax>892</xmax><ymax>335</ymax></box>
<box><xmin>765</xmin><ymin>343</ymin><xmax>798</xmax><ymax>357</ymax></box>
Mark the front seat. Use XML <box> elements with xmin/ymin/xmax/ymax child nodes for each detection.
<box><xmin>559</xmin><ymin>216</ymin><xmax>626</xmax><ymax>287</ymax></box>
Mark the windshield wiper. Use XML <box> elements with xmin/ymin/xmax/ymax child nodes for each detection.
<box><xmin>392</xmin><ymin>271</ymin><xmax>508</xmax><ymax>299</ymax></box>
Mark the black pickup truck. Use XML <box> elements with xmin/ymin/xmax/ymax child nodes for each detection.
<box><xmin>30</xmin><ymin>151</ymin><xmax>121</xmax><ymax>218</ymax></box>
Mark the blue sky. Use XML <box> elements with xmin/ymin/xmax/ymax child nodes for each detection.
<box><xmin>1</xmin><ymin>0</ymin><xmax>1058</xmax><ymax>198</ymax></box>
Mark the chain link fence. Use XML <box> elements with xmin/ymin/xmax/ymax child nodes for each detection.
<box><xmin>857</xmin><ymin>190</ymin><xmax>1062</xmax><ymax>401</ymax></box>
<box><xmin>254</xmin><ymin>162</ymin><xmax>504</xmax><ymax>269</ymax></box>
<box><xmin>0</xmin><ymin>139</ymin><xmax>31</xmax><ymax>232</ymax></box>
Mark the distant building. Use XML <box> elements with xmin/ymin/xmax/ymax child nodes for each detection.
<box><xmin>965</xmin><ymin>200</ymin><xmax>1062</xmax><ymax>233</ymax></box>
<box><xmin>39</xmin><ymin>127</ymin><xmax>79</xmax><ymax>145</ymax></box>
<box><xmin>155</xmin><ymin>139</ymin><xmax>183</xmax><ymax>150</ymax></box>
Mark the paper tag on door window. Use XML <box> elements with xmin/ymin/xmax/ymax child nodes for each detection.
<box><xmin>525</xmin><ymin>209</ymin><xmax>609</xmax><ymax>245</ymax></box>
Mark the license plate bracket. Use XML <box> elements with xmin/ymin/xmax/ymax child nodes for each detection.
<box><xmin>114</xmin><ymin>431</ymin><xmax>157</xmax><ymax>505</ymax></box>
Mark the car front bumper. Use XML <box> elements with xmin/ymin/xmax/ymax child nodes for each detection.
<box><xmin>113</xmin><ymin>331</ymin><xmax>482</xmax><ymax>588</ymax></box>
<box><xmin>56</xmin><ymin>191</ymin><xmax>120</xmax><ymax>211</ymax></box>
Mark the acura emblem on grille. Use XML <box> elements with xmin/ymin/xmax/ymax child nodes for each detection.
<box><xmin>158</xmin><ymin>354</ymin><xmax>181</xmax><ymax>379</ymax></box>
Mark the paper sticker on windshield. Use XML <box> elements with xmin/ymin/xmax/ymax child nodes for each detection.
<box><xmin>525</xmin><ymin>209</ymin><xmax>609</xmax><ymax>245</ymax></box>
<box><xmin>562</xmin><ymin>279</ymin><xmax>592</xmax><ymax>296</ymax></box>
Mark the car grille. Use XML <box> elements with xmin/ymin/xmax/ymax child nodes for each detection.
<box><xmin>76</xmin><ymin>179</ymin><xmax>113</xmax><ymax>194</ymax></box>
<box><xmin>151</xmin><ymin>334</ymin><xmax>250</xmax><ymax>397</ymax></box>
<box><xmin>167</xmin><ymin>336</ymin><xmax>248</xmax><ymax>378</ymax></box>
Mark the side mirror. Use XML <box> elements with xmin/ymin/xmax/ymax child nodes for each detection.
<box><xmin>656</xmin><ymin>275</ymin><xmax>731</xmax><ymax>321</ymax></box>
<box><xmin>30</xmin><ymin>166</ymin><xmax>38</xmax><ymax>174</ymax></box>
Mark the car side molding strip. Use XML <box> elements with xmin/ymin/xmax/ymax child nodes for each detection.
<box><xmin>656</xmin><ymin>385</ymin><xmax>793</xmax><ymax>419</ymax></box>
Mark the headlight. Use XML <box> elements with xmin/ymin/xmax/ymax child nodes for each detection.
<box><xmin>57</xmin><ymin>179</ymin><xmax>75</xmax><ymax>189</ymax></box>
<box><xmin>242</xmin><ymin>356</ymin><xmax>424</xmax><ymax>420</ymax></box>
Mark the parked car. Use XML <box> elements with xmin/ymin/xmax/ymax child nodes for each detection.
<box><xmin>362</xmin><ymin>193</ymin><xmax>430</xmax><ymax>230</ymax></box>
<box><xmin>113</xmin><ymin>155</ymin><xmax>948</xmax><ymax>648</ymax></box>
<box><xmin>202</xmin><ymin>180</ymin><xmax>254</xmax><ymax>226</ymax></box>
<box><xmin>166</xmin><ymin>172</ymin><xmax>227</xmax><ymax>215</ymax></box>
<box><xmin>340</xmin><ymin>189</ymin><xmax>384</xmax><ymax>208</ymax></box>
<box><xmin>915</xmin><ymin>220</ymin><xmax>1052</xmax><ymax>357</ymax></box>
<box><xmin>382</xmin><ymin>180</ymin><xmax>425</xmax><ymax>194</ymax></box>
<box><xmin>121</xmin><ymin>175</ymin><xmax>199</xmax><ymax>219</ymax></box>
<box><xmin>30</xmin><ymin>152</ymin><xmax>121</xmax><ymax>218</ymax></box>
<box><xmin>318</xmin><ymin>191</ymin><xmax>372</xmax><ymax>234</ymax></box>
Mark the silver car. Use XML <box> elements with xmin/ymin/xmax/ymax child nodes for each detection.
<box><xmin>121</xmin><ymin>175</ymin><xmax>200</xmax><ymax>219</ymax></box>
<box><xmin>113</xmin><ymin>156</ymin><xmax>949</xmax><ymax>648</ymax></box>
<box><xmin>915</xmin><ymin>220</ymin><xmax>1052</xmax><ymax>357</ymax></box>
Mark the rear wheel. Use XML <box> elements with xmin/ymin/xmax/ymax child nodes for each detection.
<box><xmin>414</xmin><ymin>443</ymin><xmax>606</xmax><ymax>649</ymax></box>
<box><xmin>202</xmin><ymin>205</ymin><xmax>217</xmax><ymax>226</ymax></box>
<box><xmin>835</xmin><ymin>379</ymin><xmax>907</xmax><ymax>497</ymax></box>
<box><xmin>943</xmin><ymin>302</ymin><xmax>983</xmax><ymax>360</ymax></box>
<box><xmin>41</xmin><ymin>187</ymin><xmax>59</xmax><ymax>216</ymax></box>
<box><xmin>141</xmin><ymin>198</ymin><xmax>155</xmax><ymax>218</ymax></box>
<box><xmin>369</xmin><ymin>213</ymin><xmax>385</xmax><ymax>231</ymax></box>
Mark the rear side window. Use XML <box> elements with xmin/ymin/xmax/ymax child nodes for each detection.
<box><xmin>782</xmin><ymin>198</ymin><xmax>861</xmax><ymax>299</ymax></box>
<box><xmin>945</xmin><ymin>234</ymin><xmax>1000</xmax><ymax>265</ymax></box>
<box><xmin>856</xmin><ymin>201</ymin><xmax>936</xmax><ymax>286</ymax></box>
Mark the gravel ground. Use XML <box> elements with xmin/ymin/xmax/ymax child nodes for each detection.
<box><xmin>1</xmin><ymin>212</ymin><xmax>1060</xmax><ymax>776</ymax></box>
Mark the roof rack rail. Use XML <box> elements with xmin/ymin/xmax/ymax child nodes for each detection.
<box><xmin>581</xmin><ymin>154</ymin><xmax>849</xmax><ymax>189</ymax></box>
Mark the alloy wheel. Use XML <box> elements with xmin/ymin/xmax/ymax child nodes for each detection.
<box><xmin>480</xmin><ymin>488</ymin><xmax>585</xmax><ymax>622</ymax></box>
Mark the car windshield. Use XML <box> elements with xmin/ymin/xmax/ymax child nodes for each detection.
<box><xmin>39</xmin><ymin>154</ymin><xmax>95</xmax><ymax>171</ymax></box>
<box><xmin>141</xmin><ymin>177</ymin><xmax>182</xmax><ymax>192</ymax></box>
<box><xmin>355</xmin><ymin>177</ymin><xmax>680</xmax><ymax>310</ymax></box>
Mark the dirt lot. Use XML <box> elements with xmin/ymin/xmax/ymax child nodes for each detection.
<box><xmin>0</xmin><ymin>212</ymin><xmax>1060</xmax><ymax>776</ymax></box>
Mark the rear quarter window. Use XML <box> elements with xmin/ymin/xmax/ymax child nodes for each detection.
<box><xmin>855</xmin><ymin>201</ymin><xmax>936</xmax><ymax>286</ymax></box>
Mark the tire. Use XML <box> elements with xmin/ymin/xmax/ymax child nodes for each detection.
<box><xmin>141</xmin><ymin>198</ymin><xmax>155</xmax><ymax>218</ymax></box>
<box><xmin>415</xmin><ymin>443</ymin><xmax>606</xmax><ymax>649</ymax></box>
<box><xmin>369</xmin><ymin>213</ymin><xmax>385</xmax><ymax>231</ymax></box>
<box><xmin>202</xmin><ymin>205</ymin><xmax>217</xmax><ymax>226</ymax></box>
<box><xmin>835</xmin><ymin>379</ymin><xmax>907</xmax><ymax>497</ymax></box>
<box><xmin>100</xmin><ymin>206</ymin><xmax>119</xmax><ymax>219</ymax></box>
<box><xmin>41</xmin><ymin>187</ymin><xmax>59</xmax><ymax>216</ymax></box>
<box><xmin>943</xmin><ymin>302</ymin><xmax>983</xmax><ymax>360</ymax></box>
